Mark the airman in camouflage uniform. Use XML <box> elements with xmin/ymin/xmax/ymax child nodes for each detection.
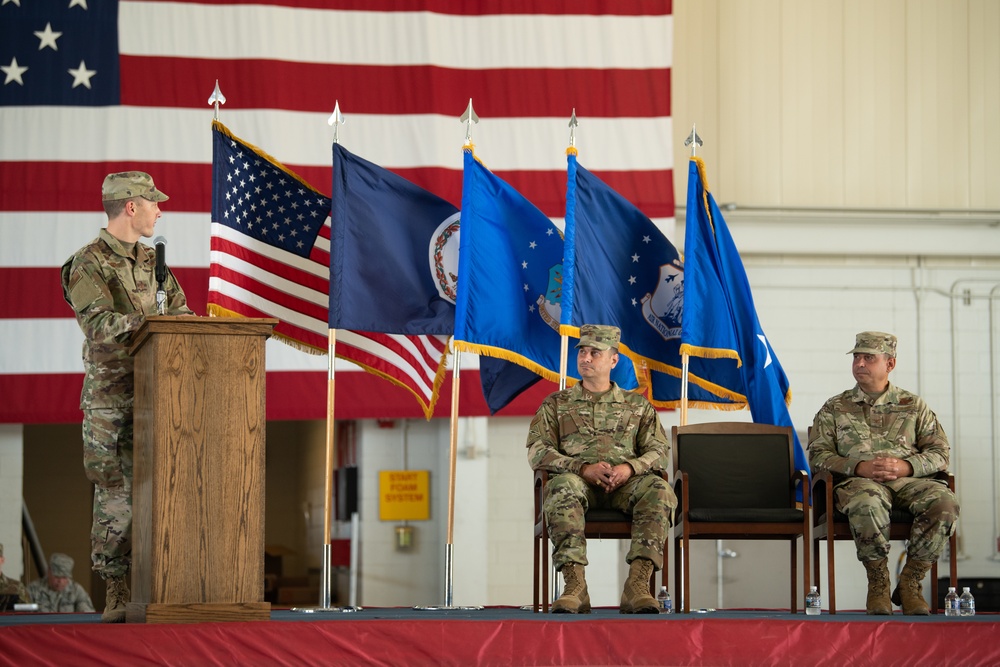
<box><xmin>26</xmin><ymin>553</ymin><xmax>95</xmax><ymax>613</ymax></box>
<box><xmin>61</xmin><ymin>172</ymin><xmax>194</xmax><ymax>623</ymax></box>
<box><xmin>809</xmin><ymin>331</ymin><xmax>959</xmax><ymax>616</ymax></box>
<box><xmin>527</xmin><ymin>325</ymin><xmax>676</xmax><ymax>614</ymax></box>
<box><xmin>0</xmin><ymin>543</ymin><xmax>30</xmax><ymax>609</ymax></box>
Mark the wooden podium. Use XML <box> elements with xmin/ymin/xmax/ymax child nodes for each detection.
<box><xmin>126</xmin><ymin>316</ymin><xmax>277</xmax><ymax>623</ymax></box>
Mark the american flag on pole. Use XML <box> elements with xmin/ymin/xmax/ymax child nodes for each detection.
<box><xmin>0</xmin><ymin>0</ymin><xmax>673</xmax><ymax>424</ymax></box>
<box><xmin>210</xmin><ymin>121</ymin><xmax>450</xmax><ymax>418</ymax></box>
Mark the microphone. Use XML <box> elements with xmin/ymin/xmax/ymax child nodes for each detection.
<box><xmin>152</xmin><ymin>236</ymin><xmax>167</xmax><ymax>315</ymax></box>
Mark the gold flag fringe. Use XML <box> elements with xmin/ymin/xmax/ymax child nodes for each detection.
<box><xmin>207</xmin><ymin>304</ymin><xmax>323</xmax><ymax>355</ymax></box>
<box><xmin>453</xmin><ymin>340</ymin><xmax>575</xmax><ymax>388</ymax></box>
<box><xmin>207</xmin><ymin>305</ymin><xmax>447</xmax><ymax>420</ymax></box>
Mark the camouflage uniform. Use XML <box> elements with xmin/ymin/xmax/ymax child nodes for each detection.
<box><xmin>0</xmin><ymin>574</ymin><xmax>30</xmax><ymax>606</ymax></box>
<box><xmin>0</xmin><ymin>543</ymin><xmax>30</xmax><ymax>607</ymax></box>
<box><xmin>62</xmin><ymin>221</ymin><xmax>193</xmax><ymax>579</ymax></box>
<box><xmin>809</xmin><ymin>382</ymin><xmax>959</xmax><ymax>562</ymax></box>
<box><xmin>526</xmin><ymin>382</ymin><xmax>676</xmax><ymax>570</ymax></box>
<box><xmin>26</xmin><ymin>579</ymin><xmax>95</xmax><ymax>613</ymax></box>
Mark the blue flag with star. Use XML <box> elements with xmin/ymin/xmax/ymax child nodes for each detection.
<box><xmin>455</xmin><ymin>148</ymin><xmax>638</xmax><ymax>389</ymax></box>
<box><xmin>562</xmin><ymin>152</ymin><xmax>744</xmax><ymax>408</ymax></box>
<box><xmin>682</xmin><ymin>157</ymin><xmax>809</xmax><ymax>478</ymax></box>
<box><xmin>0</xmin><ymin>1</ymin><xmax>119</xmax><ymax>106</ymax></box>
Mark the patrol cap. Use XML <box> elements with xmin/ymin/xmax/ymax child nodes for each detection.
<box><xmin>848</xmin><ymin>331</ymin><xmax>897</xmax><ymax>358</ymax></box>
<box><xmin>575</xmin><ymin>324</ymin><xmax>621</xmax><ymax>351</ymax></box>
<box><xmin>101</xmin><ymin>171</ymin><xmax>169</xmax><ymax>202</ymax></box>
<box><xmin>49</xmin><ymin>553</ymin><xmax>74</xmax><ymax>578</ymax></box>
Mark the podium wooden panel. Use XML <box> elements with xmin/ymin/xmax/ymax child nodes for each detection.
<box><xmin>126</xmin><ymin>316</ymin><xmax>277</xmax><ymax>623</ymax></box>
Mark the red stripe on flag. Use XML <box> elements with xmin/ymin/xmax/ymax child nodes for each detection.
<box><xmin>210</xmin><ymin>236</ymin><xmax>329</xmax><ymax>295</ymax></box>
<box><xmin>1</xmin><ymin>162</ymin><xmax>672</xmax><ymax>218</ymax></box>
<box><xmin>210</xmin><ymin>265</ymin><xmax>329</xmax><ymax>323</ymax></box>
<box><xmin>0</xmin><ymin>369</ymin><xmax>564</xmax><ymax>424</ymax></box>
<box><xmin>0</xmin><ymin>267</ymin><xmax>210</xmax><ymax>319</ymax></box>
<box><xmin>207</xmin><ymin>291</ymin><xmax>327</xmax><ymax>351</ymax></box>
<box><xmin>0</xmin><ymin>369</ymin><xmax>564</xmax><ymax>425</ymax></box>
<box><xmin>159</xmin><ymin>0</ymin><xmax>670</xmax><ymax>15</ymax></box>
<box><xmin>121</xmin><ymin>58</ymin><xmax>670</xmax><ymax>118</ymax></box>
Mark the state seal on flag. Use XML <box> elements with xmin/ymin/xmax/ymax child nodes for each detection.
<box><xmin>429</xmin><ymin>212</ymin><xmax>461</xmax><ymax>304</ymax></box>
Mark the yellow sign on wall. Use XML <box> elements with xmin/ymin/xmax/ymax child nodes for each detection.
<box><xmin>379</xmin><ymin>470</ymin><xmax>430</xmax><ymax>521</ymax></box>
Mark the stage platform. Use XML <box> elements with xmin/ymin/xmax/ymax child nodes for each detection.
<box><xmin>1</xmin><ymin>606</ymin><xmax>996</xmax><ymax>666</ymax></box>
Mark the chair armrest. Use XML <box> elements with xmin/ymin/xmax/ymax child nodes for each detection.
<box><xmin>793</xmin><ymin>469</ymin><xmax>811</xmax><ymax>509</ymax></box>
<box><xmin>672</xmin><ymin>469</ymin><xmax>689</xmax><ymax>519</ymax></box>
<box><xmin>933</xmin><ymin>470</ymin><xmax>956</xmax><ymax>493</ymax></box>
<box><xmin>810</xmin><ymin>470</ymin><xmax>834</xmax><ymax>520</ymax></box>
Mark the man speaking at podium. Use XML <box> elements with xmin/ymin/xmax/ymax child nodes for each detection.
<box><xmin>61</xmin><ymin>172</ymin><xmax>194</xmax><ymax>622</ymax></box>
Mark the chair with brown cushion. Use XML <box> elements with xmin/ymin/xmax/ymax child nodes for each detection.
<box><xmin>671</xmin><ymin>422</ymin><xmax>811</xmax><ymax>613</ymax></box>
<box><xmin>532</xmin><ymin>469</ymin><xmax>669</xmax><ymax>613</ymax></box>
<box><xmin>811</xmin><ymin>469</ymin><xmax>958</xmax><ymax>614</ymax></box>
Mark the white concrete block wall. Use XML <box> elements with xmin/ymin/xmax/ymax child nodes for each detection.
<box><xmin>0</xmin><ymin>425</ymin><xmax>24</xmax><ymax>579</ymax></box>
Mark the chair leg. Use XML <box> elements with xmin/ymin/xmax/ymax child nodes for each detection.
<box><xmin>673</xmin><ymin>536</ymin><xmax>682</xmax><ymax>613</ymax></box>
<box><xmin>812</xmin><ymin>537</ymin><xmax>821</xmax><ymax>606</ymax></box>
<box><xmin>682</xmin><ymin>532</ymin><xmax>691</xmax><ymax>613</ymax></box>
<box><xmin>930</xmin><ymin>560</ymin><xmax>939</xmax><ymax>614</ymax></box>
<box><xmin>949</xmin><ymin>532</ymin><xmax>958</xmax><ymax>589</ymax></box>
<box><xmin>533</xmin><ymin>535</ymin><xmax>540</xmax><ymax>613</ymax></box>
<box><xmin>827</xmin><ymin>536</ymin><xmax>837</xmax><ymax>614</ymax></box>
<box><xmin>662</xmin><ymin>535</ymin><xmax>669</xmax><ymax>593</ymax></box>
<box><xmin>541</xmin><ymin>536</ymin><xmax>549</xmax><ymax>614</ymax></box>
<box><xmin>790</xmin><ymin>540</ymin><xmax>798</xmax><ymax>613</ymax></box>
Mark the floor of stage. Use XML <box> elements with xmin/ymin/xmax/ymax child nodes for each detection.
<box><xmin>1</xmin><ymin>606</ymin><xmax>997</xmax><ymax>667</ymax></box>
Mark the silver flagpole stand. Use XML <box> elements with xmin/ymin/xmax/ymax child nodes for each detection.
<box><xmin>414</xmin><ymin>345</ymin><xmax>482</xmax><ymax>611</ymax></box>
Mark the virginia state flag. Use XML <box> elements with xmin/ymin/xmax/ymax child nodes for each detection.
<box><xmin>681</xmin><ymin>157</ymin><xmax>809</xmax><ymax>477</ymax></box>
<box><xmin>562</xmin><ymin>152</ymin><xmax>744</xmax><ymax>408</ymax></box>
<box><xmin>455</xmin><ymin>148</ymin><xmax>637</xmax><ymax>389</ymax></box>
<box><xmin>330</xmin><ymin>143</ymin><xmax>458</xmax><ymax>334</ymax></box>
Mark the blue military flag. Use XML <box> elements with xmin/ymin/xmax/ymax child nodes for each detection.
<box><xmin>681</xmin><ymin>157</ymin><xmax>809</xmax><ymax>476</ymax></box>
<box><xmin>455</xmin><ymin>148</ymin><xmax>638</xmax><ymax>389</ymax></box>
<box><xmin>562</xmin><ymin>152</ymin><xmax>744</xmax><ymax>408</ymax></box>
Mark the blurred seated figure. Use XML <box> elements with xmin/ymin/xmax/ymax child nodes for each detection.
<box><xmin>0</xmin><ymin>542</ymin><xmax>30</xmax><ymax>610</ymax></box>
<box><xmin>27</xmin><ymin>553</ymin><xmax>96</xmax><ymax>613</ymax></box>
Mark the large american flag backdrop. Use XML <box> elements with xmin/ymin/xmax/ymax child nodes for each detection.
<box><xmin>0</xmin><ymin>0</ymin><xmax>673</xmax><ymax>424</ymax></box>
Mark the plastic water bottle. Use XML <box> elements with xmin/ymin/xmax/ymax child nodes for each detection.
<box><xmin>656</xmin><ymin>586</ymin><xmax>673</xmax><ymax>614</ymax></box>
<box><xmin>959</xmin><ymin>587</ymin><xmax>975</xmax><ymax>617</ymax></box>
<box><xmin>805</xmin><ymin>585</ymin><xmax>821</xmax><ymax>616</ymax></box>
<box><xmin>944</xmin><ymin>587</ymin><xmax>959</xmax><ymax>617</ymax></box>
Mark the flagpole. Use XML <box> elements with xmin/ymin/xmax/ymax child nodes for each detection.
<box><xmin>415</xmin><ymin>101</ymin><xmax>482</xmax><ymax>611</ymax></box>
<box><xmin>679</xmin><ymin>125</ymin><xmax>704</xmax><ymax>427</ymax></box>
<box><xmin>291</xmin><ymin>106</ymin><xmax>357</xmax><ymax>614</ymax></box>
<box><xmin>322</xmin><ymin>329</ymin><xmax>338</xmax><ymax>604</ymax></box>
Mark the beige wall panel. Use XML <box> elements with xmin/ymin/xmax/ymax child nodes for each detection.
<box><xmin>843</xmin><ymin>0</ymin><xmax>909</xmax><ymax>207</ymax></box>
<box><xmin>717</xmin><ymin>0</ymin><xmax>784</xmax><ymax>205</ymax></box>
<box><xmin>780</xmin><ymin>0</ymin><xmax>845</xmax><ymax>207</ymax></box>
<box><xmin>675</xmin><ymin>0</ymin><xmax>998</xmax><ymax>214</ymax></box>
<box><xmin>672</xmin><ymin>0</ymin><xmax>721</xmax><ymax>198</ymax></box>
<box><xmin>968</xmin><ymin>0</ymin><xmax>1000</xmax><ymax>209</ymax></box>
<box><xmin>906</xmin><ymin>0</ymin><xmax>971</xmax><ymax>208</ymax></box>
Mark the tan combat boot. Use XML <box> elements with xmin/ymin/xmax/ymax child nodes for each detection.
<box><xmin>620</xmin><ymin>558</ymin><xmax>659</xmax><ymax>614</ymax></box>
<box><xmin>891</xmin><ymin>558</ymin><xmax>932</xmax><ymax>615</ymax></box>
<box><xmin>102</xmin><ymin>575</ymin><xmax>130</xmax><ymax>623</ymax></box>
<box><xmin>863</xmin><ymin>558</ymin><xmax>892</xmax><ymax>615</ymax></box>
<box><xmin>551</xmin><ymin>563</ymin><xmax>591</xmax><ymax>614</ymax></box>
